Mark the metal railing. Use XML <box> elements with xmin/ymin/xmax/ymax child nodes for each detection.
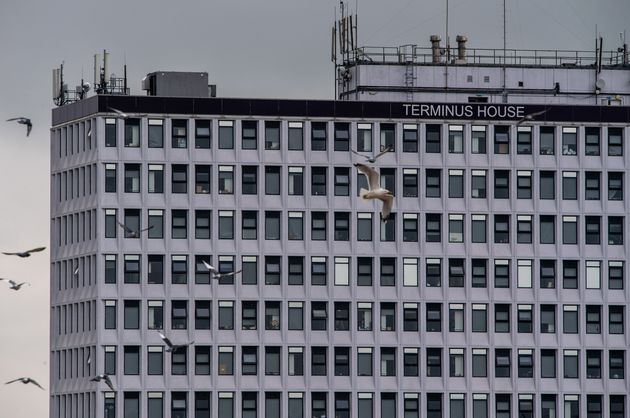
<box><xmin>351</xmin><ymin>46</ymin><xmax>627</xmax><ymax>67</ymax></box>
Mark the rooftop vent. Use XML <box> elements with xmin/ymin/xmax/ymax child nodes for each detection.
<box><xmin>142</xmin><ymin>71</ymin><xmax>216</xmax><ymax>98</ymax></box>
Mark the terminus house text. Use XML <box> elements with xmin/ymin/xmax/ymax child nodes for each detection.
<box><xmin>403</xmin><ymin>103</ymin><xmax>526</xmax><ymax>119</ymax></box>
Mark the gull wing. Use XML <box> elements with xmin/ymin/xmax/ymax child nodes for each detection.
<box><xmin>26</xmin><ymin>247</ymin><xmax>46</xmax><ymax>254</ymax></box>
<box><xmin>103</xmin><ymin>375</ymin><xmax>115</xmax><ymax>391</ymax></box>
<box><xmin>217</xmin><ymin>269</ymin><xmax>242</xmax><ymax>278</ymax></box>
<box><xmin>5</xmin><ymin>378</ymin><xmax>21</xmax><ymax>384</ymax></box>
<box><xmin>139</xmin><ymin>225</ymin><xmax>154</xmax><ymax>232</ymax></box>
<box><xmin>202</xmin><ymin>260</ymin><xmax>217</xmax><ymax>273</ymax></box>
<box><xmin>109</xmin><ymin>107</ymin><xmax>128</xmax><ymax>118</ymax></box>
<box><xmin>355</xmin><ymin>163</ymin><xmax>380</xmax><ymax>191</ymax></box>
<box><xmin>380</xmin><ymin>194</ymin><xmax>394</xmax><ymax>220</ymax></box>
<box><xmin>372</xmin><ymin>145</ymin><xmax>392</xmax><ymax>160</ymax></box>
<box><xmin>158</xmin><ymin>331</ymin><xmax>174</xmax><ymax>348</ymax></box>
<box><xmin>6</xmin><ymin>117</ymin><xmax>25</xmax><ymax>122</ymax></box>
<box><xmin>28</xmin><ymin>379</ymin><xmax>45</xmax><ymax>390</ymax></box>
<box><xmin>2</xmin><ymin>252</ymin><xmax>19</xmax><ymax>256</ymax></box>
<box><xmin>117</xmin><ymin>221</ymin><xmax>133</xmax><ymax>234</ymax></box>
<box><xmin>350</xmin><ymin>148</ymin><xmax>368</xmax><ymax>159</ymax></box>
<box><xmin>26</xmin><ymin>122</ymin><xmax>32</xmax><ymax>137</ymax></box>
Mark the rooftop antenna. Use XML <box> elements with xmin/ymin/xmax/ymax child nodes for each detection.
<box><xmin>501</xmin><ymin>0</ymin><xmax>508</xmax><ymax>103</ymax></box>
<box><xmin>444</xmin><ymin>0</ymin><xmax>449</xmax><ymax>91</ymax></box>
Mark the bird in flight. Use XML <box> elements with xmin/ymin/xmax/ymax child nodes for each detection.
<box><xmin>516</xmin><ymin>109</ymin><xmax>547</xmax><ymax>125</ymax></box>
<box><xmin>157</xmin><ymin>331</ymin><xmax>195</xmax><ymax>353</ymax></box>
<box><xmin>6</xmin><ymin>117</ymin><xmax>32</xmax><ymax>137</ymax></box>
<box><xmin>0</xmin><ymin>278</ymin><xmax>30</xmax><ymax>291</ymax></box>
<box><xmin>5</xmin><ymin>377</ymin><xmax>44</xmax><ymax>390</ymax></box>
<box><xmin>351</xmin><ymin>145</ymin><xmax>392</xmax><ymax>163</ymax></box>
<box><xmin>91</xmin><ymin>374</ymin><xmax>115</xmax><ymax>391</ymax></box>
<box><xmin>117</xmin><ymin>221</ymin><xmax>154</xmax><ymax>238</ymax></box>
<box><xmin>109</xmin><ymin>107</ymin><xmax>146</xmax><ymax>119</ymax></box>
<box><xmin>202</xmin><ymin>260</ymin><xmax>242</xmax><ymax>280</ymax></box>
<box><xmin>2</xmin><ymin>247</ymin><xmax>46</xmax><ymax>258</ymax></box>
<box><xmin>355</xmin><ymin>163</ymin><xmax>394</xmax><ymax>222</ymax></box>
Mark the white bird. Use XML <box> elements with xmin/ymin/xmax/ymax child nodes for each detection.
<box><xmin>5</xmin><ymin>377</ymin><xmax>44</xmax><ymax>390</ymax></box>
<box><xmin>0</xmin><ymin>278</ymin><xmax>30</xmax><ymax>291</ymax></box>
<box><xmin>355</xmin><ymin>163</ymin><xmax>394</xmax><ymax>222</ymax></box>
<box><xmin>516</xmin><ymin>109</ymin><xmax>547</xmax><ymax>125</ymax></box>
<box><xmin>109</xmin><ymin>107</ymin><xmax>146</xmax><ymax>119</ymax></box>
<box><xmin>6</xmin><ymin>117</ymin><xmax>32</xmax><ymax>136</ymax></box>
<box><xmin>73</xmin><ymin>266</ymin><xmax>80</xmax><ymax>277</ymax></box>
<box><xmin>117</xmin><ymin>221</ymin><xmax>154</xmax><ymax>238</ymax></box>
<box><xmin>2</xmin><ymin>246</ymin><xmax>46</xmax><ymax>258</ymax></box>
<box><xmin>157</xmin><ymin>331</ymin><xmax>194</xmax><ymax>353</ymax></box>
<box><xmin>202</xmin><ymin>260</ymin><xmax>242</xmax><ymax>280</ymax></box>
<box><xmin>90</xmin><ymin>374</ymin><xmax>115</xmax><ymax>391</ymax></box>
<box><xmin>351</xmin><ymin>145</ymin><xmax>392</xmax><ymax>163</ymax></box>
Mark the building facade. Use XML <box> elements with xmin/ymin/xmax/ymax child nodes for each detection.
<box><xmin>51</xmin><ymin>67</ymin><xmax>629</xmax><ymax>418</ymax></box>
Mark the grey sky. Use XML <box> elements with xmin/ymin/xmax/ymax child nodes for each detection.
<box><xmin>0</xmin><ymin>0</ymin><xmax>628</xmax><ymax>415</ymax></box>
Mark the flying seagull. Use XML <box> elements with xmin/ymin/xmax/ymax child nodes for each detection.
<box><xmin>6</xmin><ymin>117</ymin><xmax>32</xmax><ymax>137</ymax></box>
<box><xmin>355</xmin><ymin>163</ymin><xmax>394</xmax><ymax>222</ymax></box>
<box><xmin>109</xmin><ymin>107</ymin><xmax>146</xmax><ymax>119</ymax></box>
<box><xmin>73</xmin><ymin>266</ymin><xmax>80</xmax><ymax>277</ymax></box>
<box><xmin>5</xmin><ymin>377</ymin><xmax>44</xmax><ymax>390</ymax></box>
<box><xmin>351</xmin><ymin>145</ymin><xmax>392</xmax><ymax>163</ymax></box>
<box><xmin>516</xmin><ymin>109</ymin><xmax>547</xmax><ymax>125</ymax></box>
<box><xmin>157</xmin><ymin>331</ymin><xmax>195</xmax><ymax>353</ymax></box>
<box><xmin>91</xmin><ymin>374</ymin><xmax>115</xmax><ymax>391</ymax></box>
<box><xmin>0</xmin><ymin>278</ymin><xmax>30</xmax><ymax>291</ymax></box>
<box><xmin>202</xmin><ymin>260</ymin><xmax>242</xmax><ymax>280</ymax></box>
<box><xmin>117</xmin><ymin>221</ymin><xmax>154</xmax><ymax>238</ymax></box>
<box><xmin>2</xmin><ymin>247</ymin><xmax>46</xmax><ymax>258</ymax></box>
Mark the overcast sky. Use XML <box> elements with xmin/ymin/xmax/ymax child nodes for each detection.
<box><xmin>0</xmin><ymin>0</ymin><xmax>628</xmax><ymax>415</ymax></box>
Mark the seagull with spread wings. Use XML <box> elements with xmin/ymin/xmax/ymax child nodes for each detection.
<box><xmin>516</xmin><ymin>109</ymin><xmax>547</xmax><ymax>125</ymax></box>
<box><xmin>2</xmin><ymin>247</ymin><xmax>46</xmax><ymax>258</ymax></box>
<box><xmin>355</xmin><ymin>163</ymin><xmax>394</xmax><ymax>222</ymax></box>
<box><xmin>202</xmin><ymin>260</ymin><xmax>242</xmax><ymax>280</ymax></box>
<box><xmin>0</xmin><ymin>278</ymin><xmax>30</xmax><ymax>291</ymax></box>
<box><xmin>117</xmin><ymin>221</ymin><xmax>154</xmax><ymax>238</ymax></box>
<box><xmin>5</xmin><ymin>377</ymin><xmax>44</xmax><ymax>390</ymax></box>
<box><xmin>158</xmin><ymin>331</ymin><xmax>195</xmax><ymax>353</ymax></box>
<box><xmin>6</xmin><ymin>117</ymin><xmax>32</xmax><ymax>137</ymax></box>
<box><xmin>91</xmin><ymin>374</ymin><xmax>115</xmax><ymax>391</ymax></box>
<box><xmin>351</xmin><ymin>145</ymin><xmax>392</xmax><ymax>164</ymax></box>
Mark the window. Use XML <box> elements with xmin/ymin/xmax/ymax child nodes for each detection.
<box><xmin>495</xmin><ymin>304</ymin><xmax>510</xmax><ymax>333</ymax></box>
<box><xmin>265</xmin><ymin>302</ymin><xmax>281</xmax><ymax>331</ymax></box>
<box><xmin>494</xmin><ymin>259</ymin><xmax>510</xmax><ymax>288</ymax></box>
<box><xmin>380</xmin><ymin>302</ymin><xmax>395</xmax><ymax>331</ymax></box>
<box><xmin>265</xmin><ymin>166</ymin><xmax>281</xmax><ymax>195</ymax></box>
<box><xmin>610</xmin><ymin>350</ymin><xmax>625</xmax><ymax>379</ymax></box>
<box><xmin>171</xmin><ymin>119</ymin><xmax>187</xmax><ymax>148</ymax></box>
<box><xmin>608</xmin><ymin>172</ymin><xmax>623</xmax><ymax>200</ymax></box>
<box><xmin>563</xmin><ymin>305</ymin><xmax>579</xmax><ymax>334</ymax></box>
<box><xmin>288</xmin><ymin>121</ymin><xmax>303</xmax><ymax>150</ymax></box>
<box><xmin>312</xmin><ymin>393</ymin><xmax>327</xmax><ymax>418</ymax></box>
<box><xmin>147</xmin><ymin>346</ymin><xmax>163</xmax><ymax>376</ymax></box>
<box><xmin>311</xmin><ymin>122</ymin><xmax>327</xmax><ymax>151</ymax></box>
<box><xmin>105</xmin><ymin>164</ymin><xmax>117</xmax><ymax>193</ymax></box>
<box><xmin>562</xmin><ymin>260</ymin><xmax>578</xmax><ymax>289</ymax></box>
<box><xmin>426</xmin><ymin>214</ymin><xmax>441</xmax><ymax>242</ymax></box>
<box><xmin>310</xmin><ymin>212</ymin><xmax>326</xmax><ymax>241</ymax></box>
<box><xmin>104</xmin><ymin>254</ymin><xmax>117</xmax><ymax>284</ymax></box>
<box><xmin>586</xmin><ymin>395</ymin><xmax>602</xmax><ymax>418</ymax></box>
<box><xmin>609</xmin><ymin>261</ymin><xmax>624</xmax><ymax>289</ymax></box>
<box><xmin>335</xmin><ymin>393</ymin><xmax>350</xmax><ymax>418</ymax></box>
<box><xmin>147</xmin><ymin>209</ymin><xmax>164</xmax><ymax>239</ymax></box>
<box><xmin>356</xmin><ymin>213</ymin><xmax>373</xmax><ymax>241</ymax></box>
<box><xmin>426</xmin><ymin>124</ymin><xmax>441</xmax><ymax>153</ymax></box>
<box><xmin>334</xmin><ymin>122</ymin><xmax>350</xmax><ymax>151</ymax></box>
<box><xmin>494</xmin><ymin>126</ymin><xmax>510</xmax><ymax>154</ymax></box>
<box><xmin>357</xmin><ymin>303</ymin><xmax>373</xmax><ymax>331</ymax></box>
<box><xmin>105</xmin><ymin>118</ymin><xmax>116</xmax><ymax>147</ymax></box>
<box><xmin>472</xmin><ymin>304</ymin><xmax>488</xmax><ymax>332</ymax></box>
<box><xmin>380</xmin><ymin>258</ymin><xmax>395</xmax><ymax>286</ymax></box>
<box><xmin>239</xmin><ymin>120</ymin><xmax>257</xmax><ymax>149</ymax></box>
<box><xmin>194</xmin><ymin>119</ymin><xmax>210</xmax><ymax>149</ymax></box>
<box><xmin>610</xmin><ymin>395</ymin><xmax>625</xmax><ymax>418</ymax></box>
<box><xmin>540</xmin><ymin>305</ymin><xmax>556</xmax><ymax>333</ymax></box>
<box><xmin>105</xmin><ymin>300</ymin><xmax>117</xmax><ymax>329</ymax></box>
<box><xmin>124</xmin><ymin>119</ymin><xmax>140</xmax><ymax>147</ymax></box>
<box><xmin>193</xmin><ymin>210</ymin><xmax>210</xmax><ymax>240</ymax></box>
<box><xmin>171</xmin><ymin>165</ymin><xmax>188</xmax><ymax>194</ymax></box>
<box><xmin>334</xmin><ymin>257</ymin><xmax>349</xmax><ymax>286</ymax></box>
<box><xmin>334</xmin><ymin>347</ymin><xmax>350</xmax><ymax>376</ymax></box>
<box><xmin>381</xmin><ymin>347</ymin><xmax>396</xmax><ymax>376</ymax></box>
<box><xmin>334</xmin><ymin>167</ymin><xmax>350</xmax><ymax>196</ymax></box>
<box><xmin>242</xmin><ymin>346</ymin><xmax>257</xmax><ymax>375</ymax></box>
<box><xmin>241</xmin><ymin>301</ymin><xmax>258</xmax><ymax>331</ymax></box>
<box><xmin>448</xmin><ymin>125</ymin><xmax>463</xmax><ymax>153</ymax></box>
<box><xmin>380</xmin><ymin>212</ymin><xmax>395</xmax><ymax>241</ymax></box>
<box><xmin>218</xmin><ymin>347</ymin><xmax>234</xmax><ymax>375</ymax></box>
<box><xmin>495</xmin><ymin>349</ymin><xmax>511</xmax><ymax>378</ymax></box>
<box><xmin>562</xmin><ymin>127</ymin><xmax>577</xmax><ymax>155</ymax></box>
<box><xmin>311</xmin><ymin>347</ymin><xmax>327</xmax><ymax>376</ymax></box>
<box><xmin>265</xmin><ymin>121</ymin><xmax>281</xmax><ymax>150</ymax></box>
<box><xmin>586</xmin><ymin>260</ymin><xmax>601</xmax><ymax>289</ymax></box>
<box><xmin>517</xmin><ymin>305</ymin><xmax>533</xmax><ymax>333</ymax></box>
<box><xmin>426</xmin><ymin>169</ymin><xmax>441</xmax><ymax>197</ymax></box>
<box><xmin>540</xmin><ymin>349</ymin><xmax>556</xmax><ymax>378</ymax></box>
<box><xmin>121</xmin><ymin>254</ymin><xmax>140</xmax><ymax>284</ymax></box>
<box><xmin>288</xmin><ymin>167</ymin><xmax>304</xmax><ymax>196</ymax></box>
<box><xmin>448</xmin><ymin>259</ymin><xmax>465</xmax><ymax>287</ymax></box>
<box><xmin>608</xmin><ymin>304</ymin><xmax>625</xmax><ymax>334</ymax></box>
<box><xmin>380</xmin><ymin>123</ymin><xmax>395</xmax><ymax>151</ymax></box>
<box><xmin>288</xmin><ymin>347</ymin><xmax>304</xmax><ymax>376</ymax></box>
<box><xmin>241</xmin><ymin>165</ymin><xmax>257</xmax><ymax>195</ymax></box>
<box><xmin>124</xmin><ymin>345</ymin><xmax>140</xmax><ymax>375</ymax></box>
<box><xmin>265</xmin><ymin>347</ymin><xmax>281</xmax><ymax>376</ymax></box>
<box><xmin>494</xmin><ymin>170</ymin><xmax>510</xmax><ymax>199</ymax></box>
<box><xmin>264</xmin><ymin>256</ymin><xmax>281</xmax><ymax>285</ymax></box>
<box><xmin>124</xmin><ymin>392</ymin><xmax>140</xmax><ymax>418</ymax></box>
<box><xmin>194</xmin><ymin>301</ymin><xmax>211</xmax><ymax>330</ymax></box>
<box><xmin>562</xmin><ymin>216</ymin><xmax>577</xmax><ymax>244</ymax></box>
<box><xmin>471</xmin><ymin>170</ymin><xmax>486</xmax><ymax>198</ymax></box>
<box><xmin>195</xmin><ymin>165</ymin><xmax>211</xmax><ymax>194</ymax></box>
<box><xmin>195</xmin><ymin>393</ymin><xmax>211</xmax><ymax>418</ymax></box>
<box><xmin>403</xmin><ymin>349</ymin><xmax>419</xmax><ymax>377</ymax></box>
<box><xmin>148</xmin><ymin>164</ymin><xmax>164</xmax><ymax>193</ymax></box>
<box><xmin>562</xmin><ymin>171</ymin><xmax>577</xmax><ymax>200</ymax></box>
<box><xmin>540</xmin><ymin>126</ymin><xmax>555</xmax><ymax>155</ymax></box>
<box><xmin>334</xmin><ymin>212</ymin><xmax>350</xmax><ymax>241</ymax></box>
<box><xmin>148</xmin><ymin>119</ymin><xmax>165</xmax><ymax>149</ymax></box>
<box><xmin>105</xmin><ymin>209</ymin><xmax>117</xmax><ymax>238</ymax></box>
<box><xmin>471</xmin><ymin>259</ymin><xmax>487</xmax><ymax>287</ymax></box>
<box><xmin>517</xmin><ymin>171</ymin><xmax>532</xmax><ymax>199</ymax></box>
<box><xmin>472</xmin><ymin>349</ymin><xmax>487</xmax><ymax>377</ymax></box>
<box><xmin>516</xmin><ymin>127</ymin><xmax>532</xmax><ymax>154</ymax></box>
<box><xmin>585</xmin><ymin>171</ymin><xmax>600</xmax><ymax>200</ymax></box>
<box><xmin>218</xmin><ymin>211</ymin><xmax>234</xmax><ymax>239</ymax></box>
<box><xmin>402</xmin><ymin>124</ymin><xmax>418</xmax><ymax>152</ymax></box>
<box><xmin>494</xmin><ymin>215</ymin><xmax>510</xmax><ymax>243</ymax></box>
<box><xmin>539</xmin><ymin>171</ymin><xmax>555</xmax><ymax>199</ymax></box>
<box><xmin>609</xmin><ymin>216</ymin><xmax>624</xmax><ymax>245</ymax></box>
<box><xmin>471</xmin><ymin>214</ymin><xmax>487</xmax><ymax>243</ymax></box>
<box><xmin>311</xmin><ymin>302</ymin><xmax>327</xmax><ymax>331</ymax></box>
<box><xmin>147</xmin><ymin>255</ymin><xmax>164</xmax><ymax>285</ymax></box>
<box><xmin>517</xmin><ymin>216</ymin><xmax>532</xmax><ymax>244</ymax></box>
<box><xmin>586</xmin><ymin>350</ymin><xmax>602</xmax><ymax>378</ymax></box>
<box><xmin>171</xmin><ymin>255</ymin><xmax>187</xmax><ymax>284</ymax></box>
<box><xmin>311</xmin><ymin>256</ymin><xmax>327</xmax><ymax>285</ymax></box>
<box><xmin>586</xmin><ymin>305</ymin><xmax>601</xmax><ymax>334</ymax></box>
<box><xmin>357</xmin><ymin>123</ymin><xmax>372</xmax><ymax>152</ymax></box>
<box><xmin>518</xmin><ymin>349</ymin><xmax>533</xmax><ymax>377</ymax></box>
<box><xmin>540</xmin><ymin>215</ymin><xmax>555</xmax><ymax>244</ymax></box>
<box><xmin>426</xmin><ymin>348</ymin><xmax>442</xmax><ymax>377</ymax></box>
<box><xmin>357</xmin><ymin>257</ymin><xmax>373</xmax><ymax>286</ymax></box>
<box><xmin>311</xmin><ymin>167</ymin><xmax>327</xmax><ymax>196</ymax></box>
<box><xmin>403</xmin><ymin>303</ymin><xmax>418</xmax><ymax>331</ymax></box>
<box><xmin>427</xmin><ymin>394</ymin><xmax>443</xmax><ymax>418</ymax></box>
<box><xmin>218</xmin><ymin>393</ymin><xmax>234</xmax><ymax>418</ymax></box>
<box><xmin>449</xmin><ymin>349</ymin><xmax>465</xmax><ymax>378</ymax></box>
<box><xmin>448</xmin><ymin>170</ymin><xmax>464</xmax><ymax>198</ymax></box>
<box><xmin>218</xmin><ymin>120</ymin><xmax>234</xmax><ymax>149</ymax></box>
<box><xmin>608</xmin><ymin>127</ymin><xmax>623</xmax><ymax>156</ymax></box>
<box><xmin>288</xmin><ymin>256</ymin><xmax>304</xmax><ymax>285</ymax></box>
<box><xmin>584</xmin><ymin>126</ymin><xmax>600</xmax><ymax>155</ymax></box>
<box><xmin>471</xmin><ymin>125</ymin><xmax>487</xmax><ymax>153</ymax></box>
<box><xmin>171</xmin><ymin>346</ymin><xmax>188</xmax><ymax>375</ymax></box>
<box><xmin>242</xmin><ymin>392</ymin><xmax>257</xmax><ymax>418</ymax></box>
<box><xmin>426</xmin><ymin>303</ymin><xmax>442</xmax><ymax>332</ymax></box>
<box><xmin>400</xmin><ymin>213</ymin><xmax>418</xmax><ymax>242</ymax></box>
<box><xmin>426</xmin><ymin>258</ymin><xmax>442</xmax><ymax>287</ymax></box>
<box><xmin>147</xmin><ymin>300</ymin><xmax>163</xmax><ymax>330</ymax></box>
<box><xmin>218</xmin><ymin>301</ymin><xmax>234</xmax><ymax>330</ymax></box>
<box><xmin>124</xmin><ymin>300</ymin><xmax>140</xmax><ymax>329</ymax></box>
<box><xmin>402</xmin><ymin>169</ymin><xmax>418</xmax><ymax>197</ymax></box>
<box><xmin>288</xmin><ymin>212</ymin><xmax>304</xmax><ymax>240</ymax></box>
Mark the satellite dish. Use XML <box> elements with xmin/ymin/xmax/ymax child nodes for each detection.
<box><xmin>82</xmin><ymin>82</ymin><xmax>91</xmax><ymax>93</ymax></box>
<box><xmin>595</xmin><ymin>78</ymin><xmax>606</xmax><ymax>89</ymax></box>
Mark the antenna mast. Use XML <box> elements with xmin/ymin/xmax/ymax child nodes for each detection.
<box><xmin>501</xmin><ymin>0</ymin><xmax>507</xmax><ymax>103</ymax></box>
